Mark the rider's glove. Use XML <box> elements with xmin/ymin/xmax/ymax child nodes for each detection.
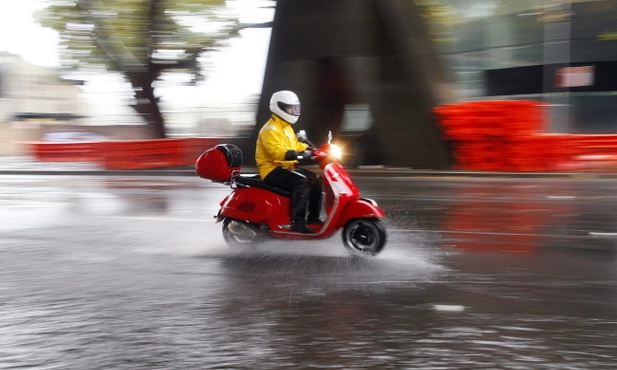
<box><xmin>284</xmin><ymin>150</ymin><xmax>300</xmax><ymax>161</ymax></box>
<box><xmin>285</xmin><ymin>150</ymin><xmax>314</xmax><ymax>162</ymax></box>
<box><xmin>297</xmin><ymin>150</ymin><xmax>315</xmax><ymax>165</ymax></box>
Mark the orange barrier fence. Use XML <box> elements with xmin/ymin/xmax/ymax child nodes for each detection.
<box><xmin>26</xmin><ymin>141</ymin><xmax>104</xmax><ymax>162</ymax></box>
<box><xmin>434</xmin><ymin>100</ymin><xmax>617</xmax><ymax>172</ymax></box>
<box><xmin>22</xmin><ymin>138</ymin><xmax>224</xmax><ymax>170</ymax></box>
<box><xmin>100</xmin><ymin>138</ymin><xmax>221</xmax><ymax>170</ymax></box>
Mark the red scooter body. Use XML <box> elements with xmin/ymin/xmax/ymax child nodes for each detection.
<box><xmin>197</xmin><ymin>140</ymin><xmax>387</xmax><ymax>256</ymax></box>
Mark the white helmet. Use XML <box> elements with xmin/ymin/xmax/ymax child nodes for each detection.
<box><xmin>269</xmin><ymin>90</ymin><xmax>301</xmax><ymax>124</ymax></box>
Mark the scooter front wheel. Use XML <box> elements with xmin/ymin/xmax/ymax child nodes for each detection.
<box><xmin>222</xmin><ymin>217</ymin><xmax>265</xmax><ymax>247</ymax></box>
<box><xmin>342</xmin><ymin>218</ymin><xmax>386</xmax><ymax>257</ymax></box>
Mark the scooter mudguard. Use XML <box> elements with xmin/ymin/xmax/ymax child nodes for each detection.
<box><xmin>337</xmin><ymin>198</ymin><xmax>385</xmax><ymax>228</ymax></box>
<box><xmin>219</xmin><ymin>187</ymin><xmax>289</xmax><ymax>224</ymax></box>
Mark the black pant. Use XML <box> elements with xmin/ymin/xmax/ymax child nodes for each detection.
<box><xmin>263</xmin><ymin>167</ymin><xmax>322</xmax><ymax>225</ymax></box>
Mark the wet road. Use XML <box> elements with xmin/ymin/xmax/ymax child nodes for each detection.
<box><xmin>2</xmin><ymin>174</ymin><xmax>617</xmax><ymax>369</ymax></box>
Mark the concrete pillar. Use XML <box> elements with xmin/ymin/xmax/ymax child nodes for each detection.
<box><xmin>254</xmin><ymin>0</ymin><xmax>456</xmax><ymax>169</ymax></box>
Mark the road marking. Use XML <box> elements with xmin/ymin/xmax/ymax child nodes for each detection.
<box><xmin>433</xmin><ymin>305</ymin><xmax>465</xmax><ymax>312</ymax></box>
<box><xmin>547</xmin><ymin>195</ymin><xmax>576</xmax><ymax>200</ymax></box>
<box><xmin>589</xmin><ymin>232</ymin><xmax>617</xmax><ymax>237</ymax></box>
<box><xmin>398</xmin><ymin>228</ymin><xmax>617</xmax><ymax>241</ymax></box>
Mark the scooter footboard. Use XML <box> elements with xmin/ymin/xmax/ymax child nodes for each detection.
<box><xmin>337</xmin><ymin>198</ymin><xmax>385</xmax><ymax>227</ymax></box>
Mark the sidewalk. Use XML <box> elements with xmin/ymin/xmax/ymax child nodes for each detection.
<box><xmin>0</xmin><ymin>156</ymin><xmax>194</xmax><ymax>176</ymax></box>
<box><xmin>2</xmin><ymin>156</ymin><xmax>617</xmax><ymax>178</ymax></box>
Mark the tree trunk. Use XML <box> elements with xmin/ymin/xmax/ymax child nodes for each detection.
<box><xmin>130</xmin><ymin>76</ymin><xmax>166</xmax><ymax>138</ymax></box>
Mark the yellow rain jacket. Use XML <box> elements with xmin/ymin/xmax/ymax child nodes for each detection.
<box><xmin>255</xmin><ymin>114</ymin><xmax>309</xmax><ymax>180</ymax></box>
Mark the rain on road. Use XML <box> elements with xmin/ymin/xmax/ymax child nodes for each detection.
<box><xmin>2</xmin><ymin>174</ymin><xmax>617</xmax><ymax>369</ymax></box>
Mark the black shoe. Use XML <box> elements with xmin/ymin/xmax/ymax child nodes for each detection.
<box><xmin>290</xmin><ymin>223</ymin><xmax>314</xmax><ymax>234</ymax></box>
<box><xmin>308</xmin><ymin>219</ymin><xmax>324</xmax><ymax>225</ymax></box>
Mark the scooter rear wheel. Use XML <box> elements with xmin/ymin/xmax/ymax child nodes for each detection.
<box><xmin>222</xmin><ymin>218</ymin><xmax>264</xmax><ymax>247</ymax></box>
<box><xmin>342</xmin><ymin>218</ymin><xmax>386</xmax><ymax>257</ymax></box>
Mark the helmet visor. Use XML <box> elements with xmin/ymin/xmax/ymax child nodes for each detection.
<box><xmin>278</xmin><ymin>102</ymin><xmax>301</xmax><ymax>116</ymax></box>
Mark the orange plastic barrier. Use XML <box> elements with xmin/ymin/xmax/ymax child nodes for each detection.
<box><xmin>24</xmin><ymin>138</ymin><xmax>223</xmax><ymax>170</ymax></box>
<box><xmin>100</xmin><ymin>138</ymin><xmax>222</xmax><ymax>170</ymax></box>
<box><xmin>24</xmin><ymin>141</ymin><xmax>104</xmax><ymax>162</ymax></box>
<box><xmin>435</xmin><ymin>100</ymin><xmax>617</xmax><ymax>172</ymax></box>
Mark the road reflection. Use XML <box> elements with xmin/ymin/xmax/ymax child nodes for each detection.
<box><xmin>441</xmin><ymin>181</ymin><xmax>575</xmax><ymax>252</ymax></box>
<box><xmin>212</xmin><ymin>250</ymin><xmax>447</xmax><ymax>368</ymax></box>
<box><xmin>3</xmin><ymin>175</ymin><xmax>617</xmax><ymax>368</ymax></box>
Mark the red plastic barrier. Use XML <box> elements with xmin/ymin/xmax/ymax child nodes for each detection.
<box><xmin>23</xmin><ymin>138</ymin><xmax>224</xmax><ymax>170</ymax></box>
<box><xmin>564</xmin><ymin>134</ymin><xmax>617</xmax><ymax>171</ymax></box>
<box><xmin>435</xmin><ymin>100</ymin><xmax>546</xmax><ymax>142</ymax></box>
<box><xmin>23</xmin><ymin>141</ymin><xmax>104</xmax><ymax>162</ymax></box>
<box><xmin>100</xmin><ymin>138</ymin><xmax>222</xmax><ymax>170</ymax></box>
<box><xmin>435</xmin><ymin>100</ymin><xmax>617</xmax><ymax>172</ymax></box>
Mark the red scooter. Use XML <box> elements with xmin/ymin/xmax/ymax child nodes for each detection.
<box><xmin>195</xmin><ymin>132</ymin><xmax>387</xmax><ymax>256</ymax></box>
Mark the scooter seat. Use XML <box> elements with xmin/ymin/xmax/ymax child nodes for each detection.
<box><xmin>234</xmin><ymin>175</ymin><xmax>292</xmax><ymax>198</ymax></box>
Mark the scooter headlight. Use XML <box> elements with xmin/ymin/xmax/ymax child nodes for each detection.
<box><xmin>330</xmin><ymin>144</ymin><xmax>342</xmax><ymax>159</ymax></box>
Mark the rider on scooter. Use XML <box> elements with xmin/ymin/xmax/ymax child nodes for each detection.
<box><xmin>255</xmin><ymin>90</ymin><xmax>322</xmax><ymax>234</ymax></box>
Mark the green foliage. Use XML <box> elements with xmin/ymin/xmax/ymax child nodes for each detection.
<box><xmin>35</xmin><ymin>0</ymin><xmax>243</xmax><ymax>137</ymax></box>
<box><xmin>36</xmin><ymin>0</ymin><xmax>240</xmax><ymax>76</ymax></box>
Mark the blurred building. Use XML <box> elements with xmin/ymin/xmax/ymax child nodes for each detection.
<box><xmin>427</xmin><ymin>0</ymin><xmax>617</xmax><ymax>133</ymax></box>
<box><xmin>0</xmin><ymin>53</ymin><xmax>84</xmax><ymax>124</ymax></box>
<box><xmin>0</xmin><ymin>53</ymin><xmax>87</xmax><ymax>154</ymax></box>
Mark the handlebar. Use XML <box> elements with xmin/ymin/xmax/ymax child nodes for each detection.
<box><xmin>295</xmin><ymin>131</ymin><xmax>341</xmax><ymax>166</ymax></box>
<box><xmin>297</xmin><ymin>130</ymin><xmax>317</xmax><ymax>149</ymax></box>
